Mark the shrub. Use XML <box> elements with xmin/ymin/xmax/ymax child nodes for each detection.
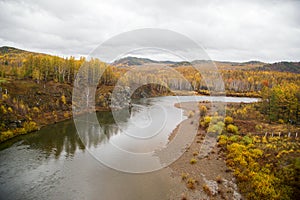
<box><xmin>262</xmin><ymin>136</ymin><xmax>268</xmax><ymax>143</ymax></box>
<box><xmin>33</xmin><ymin>107</ymin><xmax>40</xmax><ymax>113</ymax></box>
<box><xmin>0</xmin><ymin>130</ymin><xmax>13</xmax><ymax>142</ymax></box>
<box><xmin>181</xmin><ymin>172</ymin><xmax>189</xmax><ymax>180</ymax></box>
<box><xmin>23</xmin><ymin>121</ymin><xmax>38</xmax><ymax>132</ymax></box>
<box><xmin>190</xmin><ymin>158</ymin><xmax>197</xmax><ymax>164</ymax></box>
<box><xmin>188</xmin><ymin>110</ymin><xmax>195</xmax><ymax>118</ymax></box>
<box><xmin>208</xmin><ymin>121</ymin><xmax>225</xmax><ymax>134</ymax></box>
<box><xmin>242</xmin><ymin>136</ymin><xmax>253</xmax><ymax>145</ymax></box>
<box><xmin>2</xmin><ymin>94</ymin><xmax>9</xmax><ymax>100</ymax></box>
<box><xmin>0</xmin><ymin>105</ymin><xmax>7</xmax><ymax>114</ymax></box>
<box><xmin>187</xmin><ymin>178</ymin><xmax>196</xmax><ymax>189</ymax></box>
<box><xmin>200</xmin><ymin>116</ymin><xmax>211</xmax><ymax>128</ymax></box>
<box><xmin>247</xmin><ymin>172</ymin><xmax>280</xmax><ymax>199</ymax></box>
<box><xmin>250</xmin><ymin>148</ymin><xmax>263</xmax><ymax>158</ymax></box>
<box><xmin>199</xmin><ymin>105</ymin><xmax>207</xmax><ymax>117</ymax></box>
<box><xmin>224</xmin><ymin>116</ymin><xmax>234</xmax><ymax>125</ymax></box>
<box><xmin>227</xmin><ymin>124</ymin><xmax>239</xmax><ymax>134</ymax></box>
<box><xmin>216</xmin><ymin>175</ymin><xmax>223</xmax><ymax>183</ymax></box>
<box><xmin>220</xmin><ymin>122</ymin><xmax>300</xmax><ymax>200</ymax></box>
<box><xmin>61</xmin><ymin>95</ymin><xmax>67</xmax><ymax>105</ymax></box>
<box><xmin>218</xmin><ymin>135</ymin><xmax>228</xmax><ymax>146</ymax></box>
<box><xmin>7</xmin><ymin>107</ymin><xmax>13</xmax><ymax>113</ymax></box>
<box><xmin>278</xmin><ymin>119</ymin><xmax>284</xmax><ymax>124</ymax></box>
<box><xmin>63</xmin><ymin>112</ymin><xmax>70</xmax><ymax>118</ymax></box>
<box><xmin>228</xmin><ymin>135</ymin><xmax>240</xmax><ymax>142</ymax></box>
<box><xmin>211</xmin><ymin>116</ymin><xmax>223</xmax><ymax>124</ymax></box>
<box><xmin>255</xmin><ymin>124</ymin><xmax>263</xmax><ymax>132</ymax></box>
<box><xmin>203</xmin><ymin>184</ymin><xmax>212</xmax><ymax>196</ymax></box>
<box><xmin>14</xmin><ymin>128</ymin><xmax>26</xmax><ymax>135</ymax></box>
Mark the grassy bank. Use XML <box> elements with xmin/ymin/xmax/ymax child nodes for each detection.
<box><xmin>169</xmin><ymin>101</ymin><xmax>299</xmax><ymax>199</ymax></box>
<box><xmin>0</xmin><ymin>79</ymin><xmax>112</xmax><ymax>143</ymax></box>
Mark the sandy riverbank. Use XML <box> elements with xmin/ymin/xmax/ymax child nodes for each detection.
<box><xmin>168</xmin><ymin>101</ymin><xmax>243</xmax><ymax>200</ymax></box>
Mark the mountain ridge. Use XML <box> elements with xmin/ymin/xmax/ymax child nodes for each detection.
<box><xmin>0</xmin><ymin>46</ymin><xmax>46</xmax><ymax>56</ymax></box>
<box><xmin>1</xmin><ymin>46</ymin><xmax>299</xmax><ymax>73</ymax></box>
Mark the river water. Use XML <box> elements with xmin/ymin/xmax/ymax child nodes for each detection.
<box><xmin>0</xmin><ymin>96</ymin><xmax>258</xmax><ymax>200</ymax></box>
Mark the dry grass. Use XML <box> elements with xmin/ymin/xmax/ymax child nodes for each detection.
<box><xmin>181</xmin><ymin>172</ymin><xmax>189</xmax><ymax>180</ymax></box>
<box><xmin>190</xmin><ymin>158</ymin><xmax>197</xmax><ymax>164</ymax></box>
<box><xmin>216</xmin><ymin>175</ymin><xmax>223</xmax><ymax>184</ymax></box>
<box><xmin>186</xmin><ymin>178</ymin><xmax>196</xmax><ymax>190</ymax></box>
<box><xmin>203</xmin><ymin>184</ymin><xmax>212</xmax><ymax>196</ymax></box>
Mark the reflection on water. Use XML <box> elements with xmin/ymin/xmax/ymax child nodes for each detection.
<box><xmin>0</xmin><ymin>96</ymin><xmax>259</xmax><ymax>200</ymax></box>
<box><xmin>0</xmin><ymin>97</ymin><xmax>187</xmax><ymax>200</ymax></box>
<box><xmin>0</xmin><ymin>95</ymin><xmax>259</xmax><ymax>160</ymax></box>
<box><xmin>23</xmin><ymin>120</ymin><xmax>85</xmax><ymax>159</ymax></box>
<box><xmin>0</xmin><ymin>110</ymin><xmax>132</xmax><ymax>159</ymax></box>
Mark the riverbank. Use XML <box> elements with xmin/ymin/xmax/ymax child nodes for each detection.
<box><xmin>197</xmin><ymin>90</ymin><xmax>261</xmax><ymax>98</ymax></box>
<box><xmin>168</xmin><ymin>101</ymin><xmax>243</xmax><ymax>199</ymax></box>
<box><xmin>168</xmin><ymin>100</ymin><xmax>300</xmax><ymax>199</ymax></box>
<box><xmin>0</xmin><ymin>79</ymin><xmax>114</xmax><ymax>143</ymax></box>
<box><xmin>0</xmin><ymin>82</ymin><xmax>261</xmax><ymax>144</ymax></box>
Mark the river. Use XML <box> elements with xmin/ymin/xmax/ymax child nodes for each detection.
<box><xmin>0</xmin><ymin>96</ymin><xmax>258</xmax><ymax>200</ymax></box>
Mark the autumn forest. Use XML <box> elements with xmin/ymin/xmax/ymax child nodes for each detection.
<box><xmin>0</xmin><ymin>46</ymin><xmax>299</xmax><ymax>199</ymax></box>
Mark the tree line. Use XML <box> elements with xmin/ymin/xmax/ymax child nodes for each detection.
<box><xmin>1</xmin><ymin>53</ymin><xmax>299</xmax><ymax>98</ymax></box>
<box><xmin>260</xmin><ymin>83</ymin><xmax>300</xmax><ymax>124</ymax></box>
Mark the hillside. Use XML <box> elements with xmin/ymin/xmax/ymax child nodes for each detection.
<box><xmin>213</xmin><ymin>60</ymin><xmax>265</xmax><ymax>70</ymax></box>
<box><xmin>0</xmin><ymin>46</ymin><xmax>45</xmax><ymax>57</ymax></box>
<box><xmin>112</xmin><ymin>56</ymin><xmax>176</xmax><ymax>67</ymax></box>
<box><xmin>0</xmin><ymin>46</ymin><xmax>300</xmax><ymax>144</ymax></box>
<box><xmin>191</xmin><ymin>60</ymin><xmax>265</xmax><ymax>70</ymax></box>
<box><xmin>113</xmin><ymin>56</ymin><xmax>300</xmax><ymax>73</ymax></box>
<box><xmin>0</xmin><ymin>46</ymin><xmax>48</xmax><ymax>67</ymax></box>
<box><xmin>258</xmin><ymin>62</ymin><xmax>300</xmax><ymax>74</ymax></box>
<box><xmin>2</xmin><ymin>47</ymin><xmax>298</xmax><ymax>74</ymax></box>
<box><xmin>0</xmin><ymin>46</ymin><xmax>40</xmax><ymax>55</ymax></box>
<box><xmin>112</xmin><ymin>56</ymin><xmax>266</xmax><ymax>70</ymax></box>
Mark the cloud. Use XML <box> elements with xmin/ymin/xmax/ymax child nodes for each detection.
<box><xmin>0</xmin><ymin>0</ymin><xmax>299</xmax><ymax>62</ymax></box>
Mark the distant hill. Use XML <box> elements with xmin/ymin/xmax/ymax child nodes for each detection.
<box><xmin>193</xmin><ymin>60</ymin><xmax>263</xmax><ymax>66</ymax></box>
<box><xmin>0</xmin><ymin>46</ymin><xmax>50</xmax><ymax>66</ymax></box>
<box><xmin>1</xmin><ymin>47</ymin><xmax>299</xmax><ymax>73</ymax></box>
<box><xmin>112</xmin><ymin>56</ymin><xmax>176</xmax><ymax>67</ymax></box>
<box><xmin>192</xmin><ymin>60</ymin><xmax>265</xmax><ymax>70</ymax></box>
<box><xmin>0</xmin><ymin>46</ymin><xmax>47</xmax><ymax>66</ymax></box>
<box><xmin>112</xmin><ymin>56</ymin><xmax>267</xmax><ymax>70</ymax></box>
<box><xmin>170</xmin><ymin>61</ymin><xmax>192</xmax><ymax>67</ymax></box>
<box><xmin>242</xmin><ymin>61</ymin><xmax>265</xmax><ymax>65</ymax></box>
<box><xmin>257</xmin><ymin>62</ymin><xmax>300</xmax><ymax>74</ymax></box>
<box><xmin>0</xmin><ymin>46</ymin><xmax>44</xmax><ymax>56</ymax></box>
<box><xmin>0</xmin><ymin>46</ymin><xmax>24</xmax><ymax>54</ymax></box>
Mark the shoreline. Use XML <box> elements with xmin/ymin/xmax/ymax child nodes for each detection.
<box><xmin>0</xmin><ymin>93</ymin><xmax>259</xmax><ymax>144</ymax></box>
<box><xmin>0</xmin><ymin>106</ymin><xmax>111</xmax><ymax>144</ymax></box>
<box><xmin>167</xmin><ymin>101</ymin><xmax>243</xmax><ymax>199</ymax></box>
<box><xmin>0</xmin><ymin>94</ymin><xmax>256</xmax><ymax>143</ymax></box>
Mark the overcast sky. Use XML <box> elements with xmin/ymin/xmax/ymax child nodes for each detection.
<box><xmin>0</xmin><ymin>0</ymin><xmax>299</xmax><ymax>62</ymax></box>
